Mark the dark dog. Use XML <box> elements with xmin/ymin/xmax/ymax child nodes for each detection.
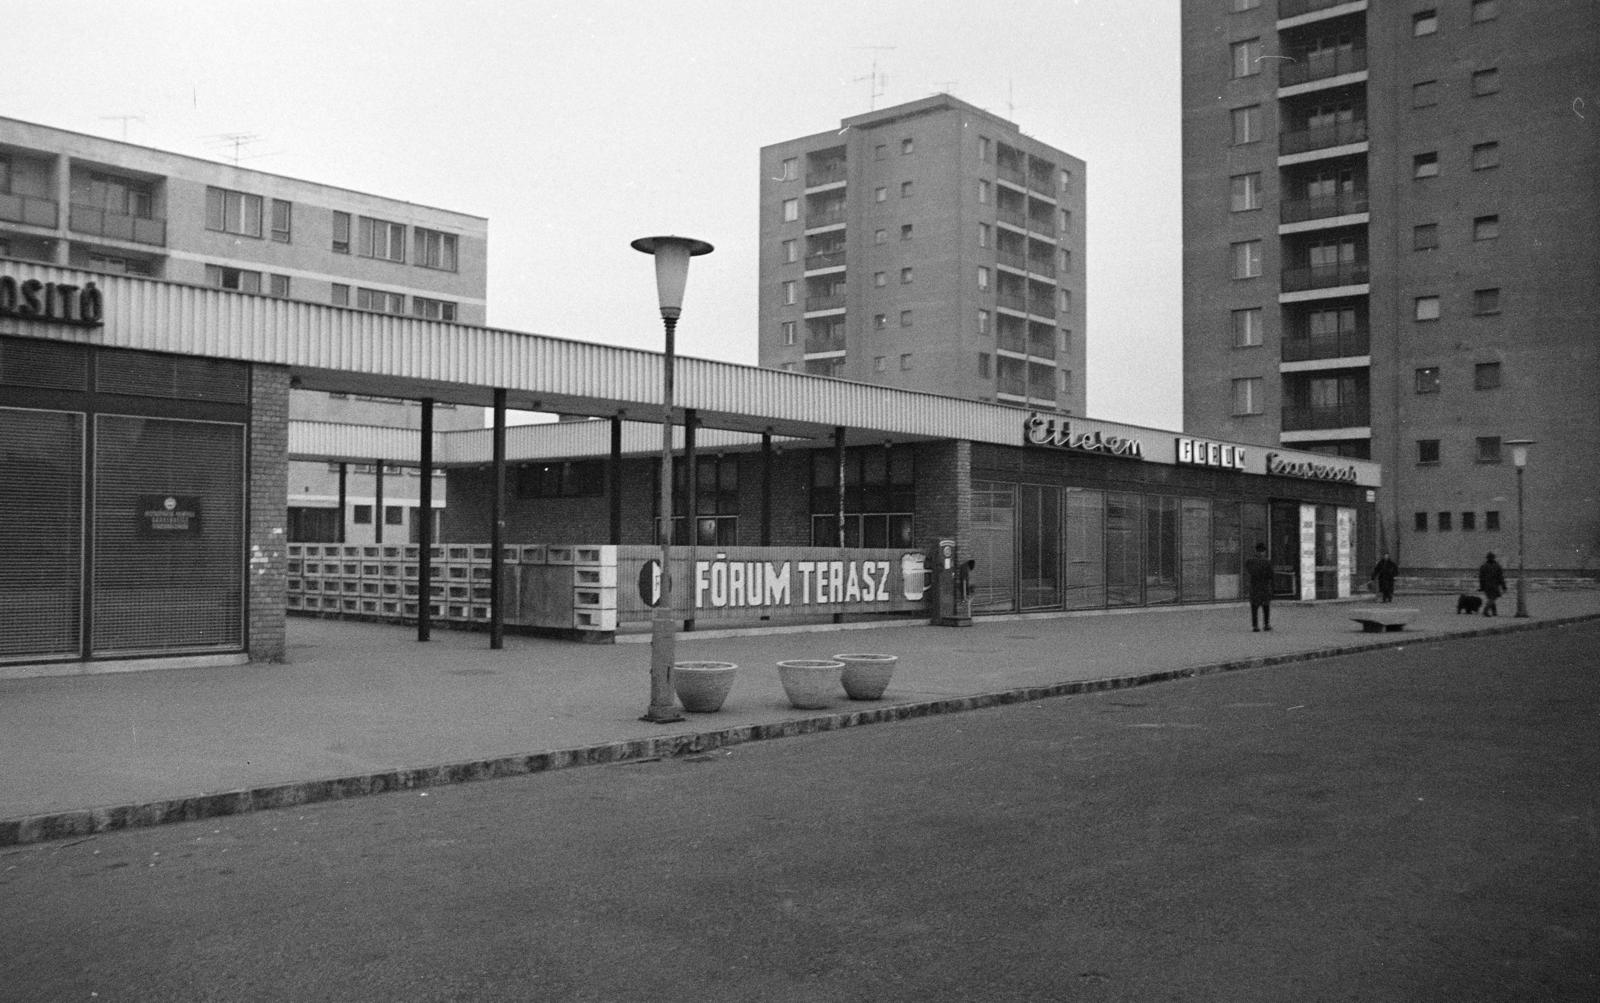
<box><xmin>1456</xmin><ymin>594</ymin><xmax>1483</xmax><ymax>614</ymax></box>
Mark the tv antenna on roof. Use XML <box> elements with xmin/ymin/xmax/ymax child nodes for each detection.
<box><xmin>207</xmin><ymin>132</ymin><xmax>260</xmax><ymax>166</ymax></box>
<box><xmin>99</xmin><ymin>115</ymin><xmax>144</xmax><ymax>142</ymax></box>
<box><xmin>853</xmin><ymin>46</ymin><xmax>895</xmax><ymax>110</ymax></box>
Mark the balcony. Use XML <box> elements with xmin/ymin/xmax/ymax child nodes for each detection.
<box><xmin>1281</xmin><ymin>261</ymin><xmax>1370</xmax><ymax>292</ymax></box>
<box><xmin>1027</xmin><ymin>254</ymin><xmax>1057</xmax><ymax>277</ymax></box>
<box><xmin>997</xmin><ymin>292</ymin><xmax>1029</xmax><ymax>315</ymax></box>
<box><xmin>997</xmin><ymin>160</ymin><xmax>1027</xmax><ymax>189</ymax></box>
<box><xmin>1280</xmin><ymin>46</ymin><xmax>1367</xmax><ymax>88</ymax></box>
<box><xmin>1280</xmin><ymin>118</ymin><xmax>1368</xmax><ymax>156</ymax></box>
<box><xmin>805</xmin><ymin>248</ymin><xmax>846</xmax><ymax>270</ymax></box>
<box><xmin>806</xmin><ymin>202</ymin><xmax>846</xmax><ymax>228</ymax></box>
<box><xmin>803</xmin><ymin>293</ymin><xmax>846</xmax><ymax>313</ymax></box>
<box><xmin>805</xmin><ymin>162</ymin><xmax>847</xmax><ymax>188</ymax></box>
<box><xmin>1278</xmin><ymin>0</ymin><xmax>1362</xmax><ymax>18</ymax></box>
<box><xmin>1028</xmin><ymin>298</ymin><xmax>1057</xmax><ymax>320</ymax></box>
<box><xmin>1281</xmin><ymin>189</ymin><xmax>1369</xmax><ymax>224</ymax></box>
<box><xmin>0</xmin><ymin>191</ymin><xmax>59</xmax><ymax>228</ymax></box>
<box><xmin>1028</xmin><ymin>328</ymin><xmax>1058</xmax><ymax>359</ymax></box>
<box><xmin>997</xmin><ymin>204</ymin><xmax>1029</xmax><ymax>230</ymax></box>
<box><xmin>1027</xmin><ymin>170</ymin><xmax>1056</xmax><ymax>198</ymax></box>
<box><xmin>997</xmin><ymin>248</ymin><xmax>1029</xmax><ymax>272</ymax></box>
<box><xmin>1282</xmin><ymin>401</ymin><xmax>1369</xmax><ymax>431</ymax></box>
<box><xmin>68</xmin><ymin>204</ymin><xmax>167</xmax><ymax>246</ymax></box>
<box><xmin>804</xmin><ymin>333</ymin><xmax>847</xmax><ymax>355</ymax></box>
<box><xmin>1281</xmin><ymin>327</ymin><xmax>1370</xmax><ymax>362</ymax></box>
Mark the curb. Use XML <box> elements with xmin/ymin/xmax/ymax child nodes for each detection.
<box><xmin>4</xmin><ymin>613</ymin><xmax>1595</xmax><ymax>849</ymax></box>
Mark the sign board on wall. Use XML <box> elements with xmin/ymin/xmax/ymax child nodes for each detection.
<box><xmin>1336</xmin><ymin>507</ymin><xmax>1355</xmax><ymax>599</ymax></box>
<box><xmin>137</xmin><ymin>495</ymin><xmax>202</xmax><ymax>537</ymax></box>
<box><xmin>1299</xmin><ymin>504</ymin><xmax>1317</xmax><ymax>602</ymax></box>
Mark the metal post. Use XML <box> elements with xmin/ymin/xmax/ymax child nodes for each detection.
<box><xmin>646</xmin><ymin>315</ymin><xmax>685</xmax><ymax>723</ymax></box>
<box><xmin>1514</xmin><ymin>464</ymin><xmax>1528</xmax><ymax>618</ymax></box>
<box><xmin>373</xmin><ymin>459</ymin><xmax>384</xmax><ymax>544</ymax></box>
<box><xmin>490</xmin><ymin>388</ymin><xmax>506</xmax><ymax>648</ymax></box>
<box><xmin>417</xmin><ymin>399</ymin><xmax>433</xmax><ymax>643</ymax></box>
<box><xmin>609</xmin><ymin>415</ymin><xmax>624</xmax><ymax>545</ymax></box>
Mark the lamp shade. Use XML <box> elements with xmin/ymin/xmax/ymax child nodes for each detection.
<box><xmin>1505</xmin><ymin>438</ymin><xmax>1535</xmax><ymax>468</ymax></box>
<box><xmin>631</xmin><ymin>235</ymin><xmax>714</xmax><ymax>319</ymax></box>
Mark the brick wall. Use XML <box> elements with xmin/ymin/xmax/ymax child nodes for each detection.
<box><xmin>914</xmin><ymin>440</ymin><xmax>971</xmax><ymax>552</ymax></box>
<box><xmin>248</xmin><ymin>364</ymin><xmax>290</xmax><ymax>662</ymax></box>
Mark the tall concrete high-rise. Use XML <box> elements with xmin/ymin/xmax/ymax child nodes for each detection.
<box><xmin>1180</xmin><ymin>0</ymin><xmax>1600</xmax><ymax>576</ymax></box>
<box><xmin>759</xmin><ymin>95</ymin><xmax>1087</xmax><ymax>414</ymax></box>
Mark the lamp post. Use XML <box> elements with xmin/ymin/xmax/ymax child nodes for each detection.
<box><xmin>631</xmin><ymin>234</ymin><xmax>714</xmax><ymax>724</ymax></box>
<box><xmin>1506</xmin><ymin>438</ymin><xmax>1534</xmax><ymax>618</ymax></box>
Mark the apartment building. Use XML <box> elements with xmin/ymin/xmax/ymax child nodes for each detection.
<box><xmin>759</xmin><ymin>94</ymin><xmax>1087</xmax><ymax>413</ymax></box>
<box><xmin>1180</xmin><ymin>0</ymin><xmax>1600</xmax><ymax>576</ymax></box>
<box><xmin>0</xmin><ymin>116</ymin><xmax>489</xmax><ymax>544</ymax></box>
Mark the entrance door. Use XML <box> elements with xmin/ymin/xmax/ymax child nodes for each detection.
<box><xmin>1269</xmin><ymin>501</ymin><xmax>1301</xmax><ymax>598</ymax></box>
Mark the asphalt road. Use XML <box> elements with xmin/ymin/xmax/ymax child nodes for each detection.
<box><xmin>3</xmin><ymin>621</ymin><xmax>1597</xmax><ymax>1003</ymax></box>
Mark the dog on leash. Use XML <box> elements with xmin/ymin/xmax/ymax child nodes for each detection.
<box><xmin>1456</xmin><ymin>594</ymin><xmax>1483</xmax><ymax>614</ymax></box>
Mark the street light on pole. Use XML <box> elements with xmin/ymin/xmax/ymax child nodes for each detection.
<box><xmin>1506</xmin><ymin>438</ymin><xmax>1534</xmax><ymax>619</ymax></box>
<box><xmin>631</xmin><ymin>234</ymin><xmax>713</xmax><ymax>724</ymax></box>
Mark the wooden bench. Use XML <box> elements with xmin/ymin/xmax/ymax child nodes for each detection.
<box><xmin>1348</xmin><ymin>607</ymin><xmax>1420</xmax><ymax>632</ymax></box>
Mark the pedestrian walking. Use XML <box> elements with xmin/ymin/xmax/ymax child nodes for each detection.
<box><xmin>1478</xmin><ymin>552</ymin><xmax>1507</xmax><ymax>617</ymax></box>
<box><xmin>1245</xmin><ymin>542</ymin><xmax>1275</xmax><ymax>632</ymax></box>
<box><xmin>1370</xmin><ymin>552</ymin><xmax>1399</xmax><ymax>603</ymax></box>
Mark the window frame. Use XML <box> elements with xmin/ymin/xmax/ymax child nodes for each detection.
<box><xmin>1231</xmin><ymin>239</ymin><xmax>1263</xmax><ymax>279</ymax></box>
<box><xmin>1414</xmin><ymin>367</ymin><xmax>1441</xmax><ymax>394</ymax></box>
<box><xmin>1415</xmin><ymin>295</ymin><xmax>1441</xmax><ymax>321</ymax></box>
<box><xmin>414</xmin><ymin>228</ymin><xmax>459</xmax><ymax>272</ymax></box>
<box><xmin>1232</xmin><ymin>308</ymin><xmax>1263</xmax><ymax>348</ymax></box>
<box><xmin>1474</xmin><ymin>361</ymin><xmax>1501</xmax><ymax>390</ymax></box>
<box><xmin>204</xmin><ymin>186</ymin><xmax>263</xmax><ymax>238</ymax></box>
<box><xmin>1230</xmin><ymin>173</ymin><xmax>1262</xmax><ymax>212</ymax></box>
<box><xmin>270</xmin><ymin>199</ymin><xmax>292</xmax><ymax>243</ymax></box>
<box><xmin>1230</xmin><ymin>376</ymin><xmax>1263</xmax><ymax>416</ymax></box>
<box><xmin>1417</xmin><ymin>439</ymin><xmax>1441</xmax><ymax>464</ymax></box>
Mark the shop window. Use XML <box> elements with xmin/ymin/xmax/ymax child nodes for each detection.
<box><xmin>384</xmin><ymin>506</ymin><xmax>404</xmax><ymax>526</ymax></box>
<box><xmin>516</xmin><ymin>460</ymin><xmax>605</xmax><ymax>499</ymax></box>
<box><xmin>808</xmin><ymin>445</ymin><xmax>915</xmax><ymax>547</ymax></box>
<box><xmin>353</xmin><ymin>505</ymin><xmax>373</xmax><ymax>524</ymax></box>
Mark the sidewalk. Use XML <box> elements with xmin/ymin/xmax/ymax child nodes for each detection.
<box><xmin>4</xmin><ymin>589</ymin><xmax>1598</xmax><ymax>846</ymax></box>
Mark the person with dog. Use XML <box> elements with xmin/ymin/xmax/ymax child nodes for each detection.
<box><xmin>1370</xmin><ymin>552</ymin><xmax>1399</xmax><ymax>603</ymax></box>
<box><xmin>1478</xmin><ymin>552</ymin><xmax>1507</xmax><ymax>617</ymax></box>
<box><xmin>1245</xmin><ymin>542</ymin><xmax>1275</xmax><ymax>632</ymax></box>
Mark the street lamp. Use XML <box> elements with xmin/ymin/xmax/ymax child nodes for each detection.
<box><xmin>1505</xmin><ymin>438</ymin><xmax>1535</xmax><ymax>618</ymax></box>
<box><xmin>631</xmin><ymin>234</ymin><xmax>714</xmax><ymax>724</ymax></box>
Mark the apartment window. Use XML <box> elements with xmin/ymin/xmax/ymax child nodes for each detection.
<box><xmin>1473</xmin><ymin>215</ymin><xmax>1500</xmax><ymax>241</ymax></box>
<box><xmin>875</xmin><ymin>186</ymin><xmax>888</xmax><ymax>203</ymax></box>
<box><xmin>353</xmin><ymin>505</ymin><xmax>373</xmax><ymax>525</ymax></box>
<box><xmin>874</xmin><ymin>144</ymin><xmax>886</xmax><ymax>161</ymax></box>
<box><xmin>1060</xmin><ymin>370</ymin><xmax>1073</xmax><ymax>393</ymax></box>
<box><xmin>782</xmin><ymin>280</ymin><xmax>796</xmax><ymax>305</ymax></box>
<box><xmin>900</xmin><ymin>267</ymin><xmax>913</xmax><ymax>284</ymax></box>
<box><xmin>204</xmin><ymin>264</ymin><xmax>261</xmax><ymax>293</ymax></box>
<box><xmin>978</xmin><ymin>179</ymin><xmax>991</xmax><ymax>204</ymax></box>
<box><xmin>899</xmin><ymin>353</ymin><xmax>912</xmax><ymax>370</ymax></box>
<box><xmin>779</xmin><ymin>239</ymin><xmax>795</xmax><ymax>264</ymax></box>
<box><xmin>978</xmin><ymin>136</ymin><xmax>990</xmax><ymax>161</ymax></box>
<box><xmin>1230</xmin><ymin>173</ymin><xmax>1262</xmax><ymax>212</ymax></box>
<box><xmin>1232</xmin><ymin>0</ymin><xmax>1261</xmax><ymax>10</ymax></box>
<box><xmin>1415</xmin><ymin>512</ymin><xmax>1429</xmax><ymax>532</ymax></box>
<box><xmin>356</xmin><ymin>288</ymin><xmax>405</xmax><ymax>314</ymax></box>
<box><xmin>1413</xmin><ymin>223</ymin><xmax>1439</xmax><ymax>251</ymax></box>
<box><xmin>1231</xmin><ymin>105</ymin><xmax>1261</xmax><ymax>145</ymax></box>
<box><xmin>874</xmin><ymin>314</ymin><xmax>887</xmax><ymax>330</ymax></box>
<box><xmin>1412</xmin><ymin>81</ymin><xmax>1439</xmax><ymax>108</ymax></box>
<box><xmin>1059</xmin><ymin>248</ymin><xmax>1072</xmax><ymax>270</ymax></box>
<box><xmin>1417</xmin><ymin>439</ymin><xmax>1440</xmax><ymax>464</ymax></box>
<box><xmin>1231</xmin><ymin>377</ymin><xmax>1263</xmax><ymax>416</ymax></box>
<box><xmin>977</xmin><ymin>267</ymin><xmax>990</xmax><ymax>291</ymax></box>
<box><xmin>780</xmin><ymin>157</ymin><xmax>797</xmax><ymax>180</ymax></box>
<box><xmin>270</xmin><ymin>199</ymin><xmax>292</xmax><ymax>243</ymax></box>
<box><xmin>332</xmin><ymin>211</ymin><xmax>351</xmax><ymax>253</ymax></box>
<box><xmin>781</xmin><ymin>321</ymin><xmax>796</xmax><ymax>346</ymax></box>
<box><xmin>1413</xmin><ymin>152</ymin><xmax>1439</xmax><ymax>179</ymax></box>
<box><xmin>1231</xmin><ymin>240</ymin><xmax>1262</xmax><ymax>279</ymax></box>
<box><xmin>1059</xmin><ymin>289</ymin><xmax>1072</xmax><ymax>312</ymax></box>
<box><xmin>1473</xmin><ymin>288</ymin><xmax>1501</xmax><ymax>315</ymax></box>
<box><xmin>977</xmin><ymin>223</ymin><xmax>990</xmax><ymax>248</ymax></box>
<box><xmin>204</xmin><ymin>187</ymin><xmax>262</xmax><ymax>237</ymax></box>
<box><xmin>1474</xmin><ymin>362</ymin><xmax>1501</xmax><ymax>389</ymax></box>
<box><xmin>268</xmin><ymin>274</ymin><xmax>290</xmax><ymax>298</ymax></box>
<box><xmin>359</xmin><ymin>217</ymin><xmax>406</xmax><ymax>262</ymax></box>
<box><xmin>331</xmin><ymin>283</ymin><xmax>350</xmax><ymax>306</ymax></box>
<box><xmin>901</xmin><ymin>138</ymin><xmax>914</xmax><ymax>155</ymax></box>
<box><xmin>978</xmin><ymin>309</ymin><xmax>991</xmax><ymax>335</ymax></box>
<box><xmin>874</xmin><ymin>356</ymin><xmax>887</xmax><ymax>373</ymax></box>
<box><xmin>1059</xmin><ymin>208</ymin><xmax>1072</xmax><ymax>231</ymax></box>
<box><xmin>875</xmin><ymin>229</ymin><xmax>887</xmax><ymax>244</ymax></box>
<box><xmin>1485</xmin><ymin>511</ymin><xmax>1501</xmax><ymax>531</ymax></box>
<box><xmin>1231</xmin><ymin>308</ymin><xmax>1263</xmax><ymax>347</ymax></box>
<box><xmin>1231</xmin><ymin>38</ymin><xmax>1262</xmax><ymax>78</ymax></box>
<box><xmin>1461</xmin><ymin>511</ymin><xmax>1477</xmax><ymax>532</ymax></box>
<box><xmin>86</xmin><ymin>253</ymin><xmax>151</xmax><ymax>275</ymax></box>
<box><xmin>1472</xmin><ymin>68</ymin><xmax>1500</xmax><ymax>97</ymax></box>
<box><xmin>1060</xmin><ymin>169</ymin><xmax>1072</xmax><ymax>191</ymax></box>
<box><xmin>1415</xmin><ymin>295</ymin><xmax>1441</xmax><ymax>320</ymax></box>
<box><xmin>900</xmin><ymin>224</ymin><xmax>913</xmax><ymax>241</ymax></box>
<box><xmin>1472</xmin><ymin>142</ymin><xmax>1501</xmax><ymax>170</ymax></box>
<box><xmin>782</xmin><ymin>198</ymin><xmax>798</xmax><ymax>222</ymax></box>
<box><xmin>1476</xmin><ymin>436</ymin><xmax>1502</xmax><ymax>464</ymax></box>
<box><xmin>1437</xmin><ymin>512</ymin><xmax>1453</xmax><ymax>532</ymax></box>
<box><xmin>1415</xmin><ymin>367</ymin><xmax>1441</xmax><ymax>394</ymax></box>
<box><xmin>1413</xmin><ymin>10</ymin><xmax>1437</xmax><ymax>35</ymax></box>
<box><xmin>1471</xmin><ymin>0</ymin><xmax>1498</xmax><ymax>23</ymax></box>
<box><xmin>412</xmin><ymin>297</ymin><xmax>457</xmax><ymax>321</ymax></box>
<box><xmin>978</xmin><ymin>353</ymin><xmax>991</xmax><ymax>378</ymax></box>
<box><xmin>900</xmin><ymin>181</ymin><xmax>913</xmax><ymax>198</ymax></box>
<box><xmin>414</xmin><ymin>229</ymin><xmax>458</xmax><ymax>271</ymax></box>
<box><xmin>900</xmin><ymin>309</ymin><xmax>912</xmax><ymax>327</ymax></box>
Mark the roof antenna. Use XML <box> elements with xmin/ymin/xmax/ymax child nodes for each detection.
<box><xmin>99</xmin><ymin>115</ymin><xmax>144</xmax><ymax>142</ymax></box>
<box><xmin>852</xmin><ymin>46</ymin><xmax>895</xmax><ymax>110</ymax></box>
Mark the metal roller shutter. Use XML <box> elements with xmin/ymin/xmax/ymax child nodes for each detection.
<box><xmin>0</xmin><ymin>407</ymin><xmax>84</xmax><ymax>660</ymax></box>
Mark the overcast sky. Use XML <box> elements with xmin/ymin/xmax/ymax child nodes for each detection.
<box><xmin>8</xmin><ymin>0</ymin><xmax>1181</xmax><ymax>428</ymax></box>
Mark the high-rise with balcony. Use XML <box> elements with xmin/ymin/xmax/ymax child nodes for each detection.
<box><xmin>759</xmin><ymin>95</ymin><xmax>1087</xmax><ymax>413</ymax></box>
<box><xmin>0</xmin><ymin>116</ymin><xmax>489</xmax><ymax>544</ymax></box>
<box><xmin>1181</xmin><ymin>0</ymin><xmax>1600</xmax><ymax>577</ymax></box>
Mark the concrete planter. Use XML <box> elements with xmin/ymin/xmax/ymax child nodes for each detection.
<box><xmin>834</xmin><ymin>653</ymin><xmax>899</xmax><ymax>700</ymax></box>
<box><xmin>672</xmin><ymin>661</ymin><xmax>738</xmax><ymax>713</ymax></box>
<box><xmin>775</xmin><ymin>659</ymin><xmax>844</xmax><ymax>710</ymax></box>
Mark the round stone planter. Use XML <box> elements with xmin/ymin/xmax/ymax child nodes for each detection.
<box><xmin>775</xmin><ymin>659</ymin><xmax>844</xmax><ymax>710</ymax></box>
<box><xmin>672</xmin><ymin>661</ymin><xmax>738</xmax><ymax>713</ymax></box>
<box><xmin>834</xmin><ymin>653</ymin><xmax>899</xmax><ymax>700</ymax></box>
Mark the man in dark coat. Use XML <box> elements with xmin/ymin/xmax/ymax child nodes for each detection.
<box><xmin>1478</xmin><ymin>552</ymin><xmax>1507</xmax><ymax>617</ymax></box>
<box><xmin>1244</xmin><ymin>542</ymin><xmax>1275</xmax><ymax>632</ymax></box>
<box><xmin>1371</xmin><ymin>552</ymin><xmax>1399</xmax><ymax>603</ymax></box>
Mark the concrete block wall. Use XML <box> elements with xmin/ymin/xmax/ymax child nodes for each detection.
<box><xmin>248</xmin><ymin>364</ymin><xmax>290</xmax><ymax>662</ymax></box>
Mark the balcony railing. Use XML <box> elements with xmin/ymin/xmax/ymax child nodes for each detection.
<box><xmin>997</xmin><ymin>292</ymin><xmax>1029</xmax><ymax>315</ymax></box>
<box><xmin>1278</xmin><ymin>0</ymin><xmax>1360</xmax><ymax>19</ymax></box>
<box><xmin>1028</xmin><ymin>298</ymin><xmax>1057</xmax><ymax>320</ymax></box>
<box><xmin>806</xmin><ymin>203</ymin><xmax>846</xmax><ymax>227</ymax></box>
<box><xmin>1027</xmin><ymin>254</ymin><xmax>1058</xmax><ymax>276</ymax></box>
<box><xmin>1281</xmin><ymin>261</ymin><xmax>1370</xmax><ymax>291</ymax></box>
<box><xmin>68</xmin><ymin>204</ymin><xmax>167</xmax><ymax>246</ymax></box>
<box><xmin>1279</xmin><ymin>46</ymin><xmax>1367</xmax><ymax>87</ymax></box>
<box><xmin>1027</xmin><ymin>171</ymin><xmax>1056</xmax><ymax>197</ymax></box>
<box><xmin>1281</xmin><ymin>327</ymin><xmax>1370</xmax><ymax>362</ymax></box>
<box><xmin>1281</xmin><ymin>189</ymin><xmax>1369</xmax><ymax>224</ymax></box>
<box><xmin>1028</xmin><ymin>330</ymin><xmax>1058</xmax><ymax>359</ymax></box>
<box><xmin>1282</xmin><ymin>401</ymin><xmax>1370</xmax><ymax>431</ymax></box>
<box><xmin>805</xmin><ymin>248</ymin><xmax>846</xmax><ymax>270</ymax></box>
<box><xmin>997</xmin><ymin>205</ymin><xmax>1029</xmax><ymax>230</ymax></box>
<box><xmin>803</xmin><ymin>293</ymin><xmax>846</xmax><ymax>312</ymax></box>
<box><xmin>0</xmin><ymin>191</ymin><xmax>59</xmax><ymax>228</ymax></box>
<box><xmin>997</xmin><ymin>160</ymin><xmax>1027</xmax><ymax>188</ymax></box>
<box><xmin>1279</xmin><ymin>118</ymin><xmax>1368</xmax><ymax>156</ymax></box>
<box><xmin>1026</xmin><ymin>212</ymin><xmax>1056</xmax><ymax>236</ymax></box>
<box><xmin>804</xmin><ymin>334</ymin><xmax>847</xmax><ymax>355</ymax></box>
<box><xmin>997</xmin><ymin>248</ymin><xmax>1029</xmax><ymax>272</ymax></box>
<box><xmin>805</xmin><ymin>163</ymin><xmax>847</xmax><ymax>188</ymax></box>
